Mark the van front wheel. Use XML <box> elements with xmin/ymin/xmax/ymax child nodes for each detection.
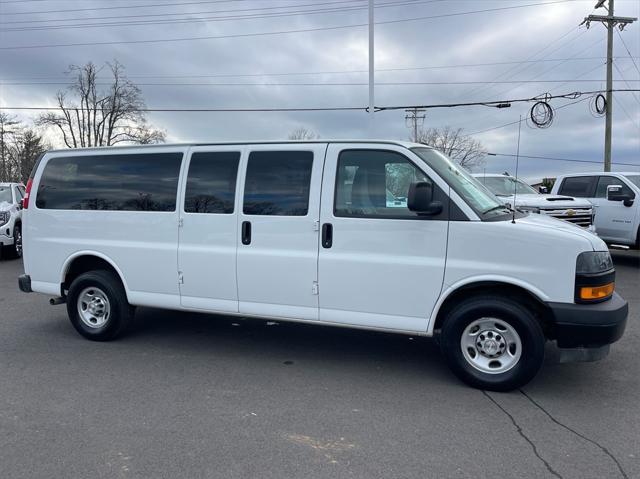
<box><xmin>440</xmin><ymin>296</ymin><xmax>545</xmax><ymax>391</ymax></box>
<box><xmin>66</xmin><ymin>270</ymin><xmax>133</xmax><ymax>341</ymax></box>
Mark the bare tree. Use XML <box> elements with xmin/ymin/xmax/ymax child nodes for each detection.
<box><xmin>416</xmin><ymin>126</ymin><xmax>485</xmax><ymax>171</ymax></box>
<box><xmin>36</xmin><ymin>61</ymin><xmax>165</xmax><ymax>148</ymax></box>
<box><xmin>288</xmin><ymin>127</ymin><xmax>319</xmax><ymax>140</ymax></box>
<box><xmin>0</xmin><ymin>113</ymin><xmax>21</xmax><ymax>182</ymax></box>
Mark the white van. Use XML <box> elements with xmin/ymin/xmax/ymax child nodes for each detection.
<box><xmin>18</xmin><ymin>141</ymin><xmax>628</xmax><ymax>391</ymax></box>
<box><xmin>551</xmin><ymin>172</ymin><xmax>640</xmax><ymax>249</ymax></box>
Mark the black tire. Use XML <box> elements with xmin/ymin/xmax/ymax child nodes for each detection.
<box><xmin>66</xmin><ymin>270</ymin><xmax>133</xmax><ymax>341</ymax></box>
<box><xmin>440</xmin><ymin>295</ymin><xmax>545</xmax><ymax>392</ymax></box>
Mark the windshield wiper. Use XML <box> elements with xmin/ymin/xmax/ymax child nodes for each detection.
<box><xmin>482</xmin><ymin>205</ymin><xmax>511</xmax><ymax>215</ymax></box>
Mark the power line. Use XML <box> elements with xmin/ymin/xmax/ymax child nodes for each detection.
<box><xmin>0</xmin><ymin>0</ymin><xmax>364</xmax><ymax>25</ymax></box>
<box><xmin>613</xmin><ymin>95</ymin><xmax>639</xmax><ymax>127</ymax></box>
<box><xmin>2</xmin><ymin>79</ymin><xmax>638</xmax><ymax>87</ymax></box>
<box><xmin>616</xmin><ymin>29</ymin><xmax>640</xmax><ymax>76</ymax></box>
<box><xmin>453</xmin><ymin>26</ymin><xmax>586</xmax><ymax>102</ymax></box>
<box><xmin>476</xmin><ymin>37</ymin><xmax>605</xmax><ymax>101</ymax></box>
<box><xmin>1</xmin><ymin>0</ymin><xmax>439</xmax><ymax>32</ymax></box>
<box><xmin>6</xmin><ymin>57</ymin><xmax>634</xmax><ymax>82</ymax></box>
<box><xmin>0</xmin><ymin>0</ymin><xmax>580</xmax><ymax>50</ymax></box>
<box><xmin>467</xmin><ymin>94</ymin><xmax>596</xmax><ymax>135</ymax></box>
<box><xmin>453</xmin><ymin>36</ymin><xmax>604</xmax><ymax>130</ymax></box>
<box><xmin>0</xmin><ymin>0</ymin><xmax>285</xmax><ymax>16</ymax></box>
<box><xmin>3</xmin><ymin>88</ymin><xmax>637</xmax><ymax>112</ymax></box>
<box><xmin>613</xmin><ymin>60</ymin><xmax>640</xmax><ymax>106</ymax></box>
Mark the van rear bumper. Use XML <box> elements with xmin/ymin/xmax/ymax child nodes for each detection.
<box><xmin>18</xmin><ymin>274</ymin><xmax>32</xmax><ymax>293</ymax></box>
<box><xmin>547</xmin><ymin>292</ymin><xmax>628</xmax><ymax>348</ymax></box>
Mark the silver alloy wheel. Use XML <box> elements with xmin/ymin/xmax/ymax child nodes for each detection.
<box><xmin>460</xmin><ymin>318</ymin><xmax>522</xmax><ymax>374</ymax></box>
<box><xmin>14</xmin><ymin>227</ymin><xmax>22</xmax><ymax>257</ymax></box>
<box><xmin>77</xmin><ymin>286</ymin><xmax>111</xmax><ymax>328</ymax></box>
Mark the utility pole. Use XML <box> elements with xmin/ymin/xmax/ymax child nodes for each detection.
<box><xmin>582</xmin><ymin>0</ymin><xmax>636</xmax><ymax>172</ymax></box>
<box><xmin>368</xmin><ymin>0</ymin><xmax>375</xmax><ymax>136</ymax></box>
<box><xmin>404</xmin><ymin>108</ymin><xmax>426</xmax><ymax>142</ymax></box>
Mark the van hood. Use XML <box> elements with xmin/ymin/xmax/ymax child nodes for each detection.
<box><xmin>0</xmin><ymin>201</ymin><xmax>13</xmax><ymax>212</ymax></box>
<box><xmin>515</xmin><ymin>212</ymin><xmax>605</xmax><ymax>250</ymax></box>
<box><xmin>503</xmin><ymin>194</ymin><xmax>593</xmax><ymax>209</ymax></box>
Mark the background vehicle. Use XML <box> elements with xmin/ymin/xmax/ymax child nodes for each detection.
<box><xmin>18</xmin><ymin>142</ymin><xmax>628</xmax><ymax>391</ymax></box>
<box><xmin>474</xmin><ymin>173</ymin><xmax>595</xmax><ymax>230</ymax></box>
<box><xmin>552</xmin><ymin>172</ymin><xmax>640</xmax><ymax>248</ymax></box>
<box><xmin>0</xmin><ymin>182</ymin><xmax>25</xmax><ymax>259</ymax></box>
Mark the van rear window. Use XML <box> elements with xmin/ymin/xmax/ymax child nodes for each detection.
<box><xmin>35</xmin><ymin>153</ymin><xmax>183</xmax><ymax>211</ymax></box>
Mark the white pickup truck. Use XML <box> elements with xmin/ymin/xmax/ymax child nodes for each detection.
<box><xmin>474</xmin><ymin>174</ymin><xmax>595</xmax><ymax>231</ymax></box>
<box><xmin>551</xmin><ymin>172</ymin><xmax>640</xmax><ymax>249</ymax></box>
<box><xmin>0</xmin><ymin>182</ymin><xmax>25</xmax><ymax>259</ymax></box>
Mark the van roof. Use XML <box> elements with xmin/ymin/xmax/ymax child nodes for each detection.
<box><xmin>44</xmin><ymin>139</ymin><xmax>430</xmax><ymax>154</ymax></box>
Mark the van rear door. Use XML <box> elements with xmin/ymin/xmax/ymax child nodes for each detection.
<box><xmin>236</xmin><ymin>144</ymin><xmax>327</xmax><ymax>320</ymax></box>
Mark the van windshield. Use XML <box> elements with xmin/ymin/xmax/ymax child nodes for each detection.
<box><xmin>411</xmin><ymin>147</ymin><xmax>508</xmax><ymax>217</ymax></box>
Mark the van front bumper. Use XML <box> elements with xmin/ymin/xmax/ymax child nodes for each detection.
<box><xmin>547</xmin><ymin>292</ymin><xmax>628</xmax><ymax>348</ymax></box>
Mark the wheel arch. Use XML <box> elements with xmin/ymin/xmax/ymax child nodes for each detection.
<box><xmin>429</xmin><ymin>277</ymin><xmax>554</xmax><ymax>336</ymax></box>
<box><xmin>61</xmin><ymin>252</ymin><xmax>130</xmax><ymax>300</ymax></box>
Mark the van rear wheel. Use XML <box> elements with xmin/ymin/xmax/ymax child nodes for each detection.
<box><xmin>66</xmin><ymin>270</ymin><xmax>133</xmax><ymax>341</ymax></box>
<box><xmin>440</xmin><ymin>296</ymin><xmax>545</xmax><ymax>391</ymax></box>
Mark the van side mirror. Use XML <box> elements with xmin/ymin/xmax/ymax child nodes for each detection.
<box><xmin>538</xmin><ymin>186</ymin><xmax>548</xmax><ymax>194</ymax></box>
<box><xmin>607</xmin><ymin>185</ymin><xmax>634</xmax><ymax>207</ymax></box>
<box><xmin>408</xmin><ymin>181</ymin><xmax>443</xmax><ymax>216</ymax></box>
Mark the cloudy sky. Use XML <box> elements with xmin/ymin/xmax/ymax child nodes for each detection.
<box><xmin>1</xmin><ymin>0</ymin><xmax>639</xmax><ymax>180</ymax></box>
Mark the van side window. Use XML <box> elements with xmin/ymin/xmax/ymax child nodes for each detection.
<box><xmin>558</xmin><ymin>176</ymin><xmax>597</xmax><ymax>198</ymax></box>
<box><xmin>184</xmin><ymin>152</ymin><xmax>240</xmax><ymax>214</ymax></box>
<box><xmin>595</xmin><ymin>176</ymin><xmax>634</xmax><ymax>198</ymax></box>
<box><xmin>335</xmin><ymin>150</ymin><xmax>431</xmax><ymax>218</ymax></box>
<box><xmin>243</xmin><ymin>151</ymin><xmax>313</xmax><ymax>216</ymax></box>
<box><xmin>35</xmin><ymin>153</ymin><xmax>183</xmax><ymax>211</ymax></box>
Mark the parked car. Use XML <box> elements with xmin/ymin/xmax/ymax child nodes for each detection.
<box><xmin>0</xmin><ymin>182</ymin><xmax>25</xmax><ymax>259</ymax></box>
<box><xmin>551</xmin><ymin>172</ymin><xmax>640</xmax><ymax>249</ymax></box>
<box><xmin>474</xmin><ymin>173</ymin><xmax>596</xmax><ymax>231</ymax></box>
<box><xmin>18</xmin><ymin>141</ymin><xmax>628</xmax><ymax>391</ymax></box>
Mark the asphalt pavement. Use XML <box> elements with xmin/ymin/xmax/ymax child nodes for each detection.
<box><xmin>0</xmin><ymin>251</ymin><xmax>638</xmax><ymax>479</ymax></box>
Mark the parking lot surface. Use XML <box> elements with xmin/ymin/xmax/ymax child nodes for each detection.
<box><xmin>0</xmin><ymin>251</ymin><xmax>638</xmax><ymax>479</ymax></box>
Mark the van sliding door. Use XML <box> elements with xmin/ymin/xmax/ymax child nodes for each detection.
<box><xmin>236</xmin><ymin>144</ymin><xmax>327</xmax><ymax>320</ymax></box>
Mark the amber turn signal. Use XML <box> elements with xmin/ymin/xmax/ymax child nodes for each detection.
<box><xmin>579</xmin><ymin>282</ymin><xmax>614</xmax><ymax>301</ymax></box>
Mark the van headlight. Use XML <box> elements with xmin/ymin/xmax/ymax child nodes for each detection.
<box><xmin>576</xmin><ymin>251</ymin><xmax>613</xmax><ymax>274</ymax></box>
<box><xmin>575</xmin><ymin>251</ymin><xmax>615</xmax><ymax>303</ymax></box>
<box><xmin>0</xmin><ymin>211</ymin><xmax>9</xmax><ymax>227</ymax></box>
